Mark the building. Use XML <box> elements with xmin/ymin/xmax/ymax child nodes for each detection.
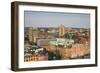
<box><xmin>28</xmin><ymin>27</ymin><xmax>33</xmax><ymax>42</ymax></box>
<box><xmin>59</xmin><ymin>24</ymin><xmax>65</xmax><ymax>37</ymax></box>
<box><xmin>32</xmin><ymin>29</ymin><xmax>39</xmax><ymax>43</ymax></box>
<box><xmin>25</xmin><ymin>27</ymin><xmax>39</xmax><ymax>43</ymax></box>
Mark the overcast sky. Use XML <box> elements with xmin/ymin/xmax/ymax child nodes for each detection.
<box><xmin>24</xmin><ymin>11</ymin><xmax>90</xmax><ymax>28</ymax></box>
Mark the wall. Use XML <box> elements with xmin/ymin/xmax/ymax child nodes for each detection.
<box><xmin>0</xmin><ymin>0</ymin><xmax>99</xmax><ymax>73</ymax></box>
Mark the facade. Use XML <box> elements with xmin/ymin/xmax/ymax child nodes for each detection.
<box><xmin>24</xmin><ymin>54</ymin><xmax>48</xmax><ymax>62</ymax></box>
<box><xmin>28</xmin><ymin>27</ymin><xmax>33</xmax><ymax>42</ymax></box>
<box><xmin>59</xmin><ymin>24</ymin><xmax>65</xmax><ymax>37</ymax></box>
<box><xmin>32</xmin><ymin>29</ymin><xmax>39</xmax><ymax>43</ymax></box>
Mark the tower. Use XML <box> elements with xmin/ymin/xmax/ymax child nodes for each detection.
<box><xmin>59</xmin><ymin>24</ymin><xmax>65</xmax><ymax>37</ymax></box>
<box><xmin>28</xmin><ymin>27</ymin><xmax>33</xmax><ymax>42</ymax></box>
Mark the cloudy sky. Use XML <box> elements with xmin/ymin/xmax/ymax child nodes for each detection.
<box><xmin>24</xmin><ymin>11</ymin><xmax>90</xmax><ymax>28</ymax></box>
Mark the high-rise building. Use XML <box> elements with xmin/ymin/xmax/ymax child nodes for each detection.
<box><xmin>59</xmin><ymin>24</ymin><xmax>65</xmax><ymax>37</ymax></box>
<box><xmin>27</xmin><ymin>27</ymin><xmax>39</xmax><ymax>43</ymax></box>
<box><xmin>28</xmin><ymin>27</ymin><xmax>33</xmax><ymax>42</ymax></box>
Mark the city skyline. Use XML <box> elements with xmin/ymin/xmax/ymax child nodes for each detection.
<box><xmin>24</xmin><ymin>11</ymin><xmax>90</xmax><ymax>28</ymax></box>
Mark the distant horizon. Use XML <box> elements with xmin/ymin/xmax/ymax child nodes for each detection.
<box><xmin>24</xmin><ymin>26</ymin><xmax>90</xmax><ymax>29</ymax></box>
<box><xmin>24</xmin><ymin>11</ymin><xmax>90</xmax><ymax>28</ymax></box>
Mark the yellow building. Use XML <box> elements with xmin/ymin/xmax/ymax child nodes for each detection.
<box><xmin>32</xmin><ymin>29</ymin><xmax>39</xmax><ymax>43</ymax></box>
<box><xmin>28</xmin><ymin>27</ymin><xmax>39</xmax><ymax>43</ymax></box>
<box><xmin>28</xmin><ymin>27</ymin><xmax>33</xmax><ymax>42</ymax></box>
<box><xmin>59</xmin><ymin>24</ymin><xmax>65</xmax><ymax>37</ymax></box>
